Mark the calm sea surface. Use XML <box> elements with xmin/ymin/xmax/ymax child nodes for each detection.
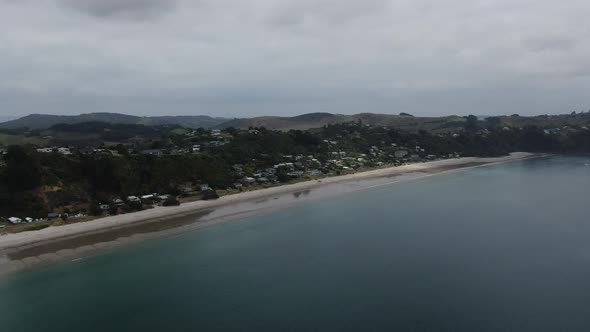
<box><xmin>1</xmin><ymin>155</ymin><xmax>590</xmax><ymax>331</ymax></box>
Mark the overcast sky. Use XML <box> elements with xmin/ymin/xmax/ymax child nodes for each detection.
<box><xmin>1</xmin><ymin>0</ymin><xmax>589</xmax><ymax>118</ymax></box>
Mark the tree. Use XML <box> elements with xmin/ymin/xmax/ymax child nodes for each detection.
<box><xmin>115</xmin><ymin>144</ymin><xmax>128</xmax><ymax>155</ymax></box>
<box><xmin>108</xmin><ymin>206</ymin><xmax>119</xmax><ymax>215</ymax></box>
<box><xmin>88</xmin><ymin>202</ymin><xmax>102</xmax><ymax>216</ymax></box>
<box><xmin>465</xmin><ymin>115</ymin><xmax>479</xmax><ymax>132</ymax></box>
<box><xmin>3</xmin><ymin>146</ymin><xmax>42</xmax><ymax>191</ymax></box>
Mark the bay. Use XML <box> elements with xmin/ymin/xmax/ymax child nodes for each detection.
<box><xmin>1</xmin><ymin>155</ymin><xmax>590</xmax><ymax>331</ymax></box>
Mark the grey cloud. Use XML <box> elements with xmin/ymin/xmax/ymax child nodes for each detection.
<box><xmin>0</xmin><ymin>0</ymin><xmax>589</xmax><ymax>118</ymax></box>
<box><xmin>266</xmin><ymin>0</ymin><xmax>388</xmax><ymax>26</ymax></box>
<box><xmin>59</xmin><ymin>0</ymin><xmax>177</xmax><ymax>20</ymax></box>
<box><xmin>524</xmin><ymin>36</ymin><xmax>576</xmax><ymax>52</ymax></box>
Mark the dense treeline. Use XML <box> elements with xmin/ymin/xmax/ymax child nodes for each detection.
<box><xmin>0</xmin><ymin>148</ymin><xmax>234</xmax><ymax>217</ymax></box>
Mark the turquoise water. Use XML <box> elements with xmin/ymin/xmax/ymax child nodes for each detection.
<box><xmin>2</xmin><ymin>156</ymin><xmax>590</xmax><ymax>331</ymax></box>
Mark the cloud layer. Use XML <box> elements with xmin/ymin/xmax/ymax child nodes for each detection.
<box><xmin>59</xmin><ymin>0</ymin><xmax>178</xmax><ymax>20</ymax></box>
<box><xmin>1</xmin><ymin>0</ymin><xmax>589</xmax><ymax>117</ymax></box>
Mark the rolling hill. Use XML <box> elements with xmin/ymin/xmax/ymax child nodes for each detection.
<box><xmin>0</xmin><ymin>113</ymin><xmax>229</xmax><ymax>129</ymax></box>
<box><xmin>3</xmin><ymin>111</ymin><xmax>588</xmax><ymax>134</ymax></box>
<box><xmin>218</xmin><ymin>112</ymin><xmax>466</xmax><ymax>132</ymax></box>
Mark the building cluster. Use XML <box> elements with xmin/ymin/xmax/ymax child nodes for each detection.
<box><xmin>2</xmin><ymin>212</ymin><xmax>87</xmax><ymax>227</ymax></box>
<box><xmin>1</xmin><ymin>126</ymin><xmax>466</xmax><ymax>229</ymax></box>
<box><xmin>229</xmin><ymin>141</ymin><xmax>460</xmax><ymax>190</ymax></box>
<box><xmin>31</xmin><ymin>129</ymin><xmax>232</xmax><ymax>158</ymax></box>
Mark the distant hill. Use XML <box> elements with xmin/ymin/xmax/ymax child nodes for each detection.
<box><xmin>138</xmin><ymin>115</ymin><xmax>227</xmax><ymax>129</ymax></box>
<box><xmin>489</xmin><ymin>113</ymin><xmax>590</xmax><ymax>128</ymax></box>
<box><xmin>219</xmin><ymin>112</ymin><xmax>466</xmax><ymax>132</ymax></box>
<box><xmin>0</xmin><ymin>113</ymin><xmax>229</xmax><ymax>129</ymax></box>
<box><xmin>3</xmin><ymin>111</ymin><xmax>589</xmax><ymax>133</ymax></box>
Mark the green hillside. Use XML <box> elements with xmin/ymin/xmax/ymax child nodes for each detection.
<box><xmin>0</xmin><ymin>113</ymin><xmax>228</xmax><ymax>130</ymax></box>
<box><xmin>219</xmin><ymin>112</ymin><xmax>466</xmax><ymax>132</ymax></box>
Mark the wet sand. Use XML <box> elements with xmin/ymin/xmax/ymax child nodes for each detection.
<box><xmin>0</xmin><ymin>152</ymin><xmax>535</xmax><ymax>277</ymax></box>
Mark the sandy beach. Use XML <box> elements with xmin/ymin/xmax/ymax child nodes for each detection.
<box><xmin>0</xmin><ymin>152</ymin><xmax>535</xmax><ymax>276</ymax></box>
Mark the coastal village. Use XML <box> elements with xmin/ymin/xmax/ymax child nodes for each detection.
<box><xmin>0</xmin><ymin>122</ymin><xmax>468</xmax><ymax>232</ymax></box>
<box><xmin>2</xmin><ymin>115</ymin><xmax>590</xmax><ymax>233</ymax></box>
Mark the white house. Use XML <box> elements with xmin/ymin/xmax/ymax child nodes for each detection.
<box><xmin>8</xmin><ymin>217</ymin><xmax>22</xmax><ymax>224</ymax></box>
<box><xmin>241</xmin><ymin>177</ymin><xmax>256</xmax><ymax>184</ymax></box>
<box><xmin>127</xmin><ymin>196</ymin><xmax>140</xmax><ymax>203</ymax></box>
<box><xmin>157</xmin><ymin>194</ymin><xmax>171</xmax><ymax>201</ymax></box>
<box><xmin>112</xmin><ymin>198</ymin><xmax>125</xmax><ymax>206</ymax></box>
<box><xmin>57</xmin><ymin>147</ymin><xmax>72</xmax><ymax>155</ymax></box>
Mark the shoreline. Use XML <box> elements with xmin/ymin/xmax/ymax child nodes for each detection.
<box><xmin>0</xmin><ymin>152</ymin><xmax>537</xmax><ymax>277</ymax></box>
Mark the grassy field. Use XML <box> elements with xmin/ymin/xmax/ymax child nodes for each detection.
<box><xmin>0</xmin><ymin>133</ymin><xmax>48</xmax><ymax>146</ymax></box>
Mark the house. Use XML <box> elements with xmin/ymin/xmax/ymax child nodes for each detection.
<box><xmin>307</xmin><ymin>169</ymin><xmax>322</xmax><ymax>176</ymax></box>
<box><xmin>127</xmin><ymin>196</ymin><xmax>141</xmax><ymax>203</ymax></box>
<box><xmin>141</xmin><ymin>149</ymin><xmax>162</xmax><ymax>156</ymax></box>
<box><xmin>241</xmin><ymin>177</ymin><xmax>256</xmax><ymax>184</ymax></box>
<box><xmin>141</xmin><ymin>194</ymin><xmax>156</xmax><ymax>202</ymax></box>
<box><xmin>274</xmin><ymin>163</ymin><xmax>294</xmax><ymax>171</ymax></box>
<box><xmin>192</xmin><ymin>145</ymin><xmax>201</xmax><ymax>152</ymax></box>
<box><xmin>112</xmin><ymin>198</ymin><xmax>125</xmax><ymax>206</ymax></box>
<box><xmin>211</xmin><ymin>129</ymin><xmax>222</xmax><ymax>137</ymax></box>
<box><xmin>25</xmin><ymin>217</ymin><xmax>33</xmax><ymax>223</ymax></box>
<box><xmin>257</xmin><ymin>177</ymin><xmax>269</xmax><ymax>183</ymax></box>
<box><xmin>199</xmin><ymin>184</ymin><xmax>211</xmax><ymax>191</ymax></box>
<box><xmin>57</xmin><ymin>147</ymin><xmax>72</xmax><ymax>155</ymax></box>
<box><xmin>170</xmin><ymin>148</ymin><xmax>189</xmax><ymax>155</ymax></box>
<box><xmin>8</xmin><ymin>217</ymin><xmax>22</xmax><ymax>224</ymax></box>
<box><xmin>100</xmin><ymin>204</ymin><xmax>110</xmax><ymax>211</ymax></box>
<box><xmin>157</xmin><ymin>194</ymin><xmax>172</xmax><ymax>201</ymax></box>
<box><xmin>37</xmin><ymin>147</ymin><xmax>54</xmax><ymax>153</ymax></box>
<box><xmin>287</xmin><ymin>171</ymin><xmax>304</xmax><ymax>177</ymax></box>
<box><xmin>79</xmin><ymin>147</ymin><xmax>95</xmax><ymax>155</ymax></box>
<box><xmin>48</xmin><ymin>212</ymin><xmax>60</xmax><ymax>219</ymax></box>
<box><xmin>209</xmin><ymin>140</ymin><xmax>226</xmax><ymax>147</ymax></box>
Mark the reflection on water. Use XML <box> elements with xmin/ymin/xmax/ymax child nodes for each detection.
<box><xmin>5</xmin><ymin>170</ymin><xmax>460</xmax><ymax>263</ymax></box>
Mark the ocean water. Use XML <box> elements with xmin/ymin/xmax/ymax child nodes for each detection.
<box><xmin>1</xmin><ymin>155</ymin><xmax>590</xmax><ymax>331</ymax></box>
